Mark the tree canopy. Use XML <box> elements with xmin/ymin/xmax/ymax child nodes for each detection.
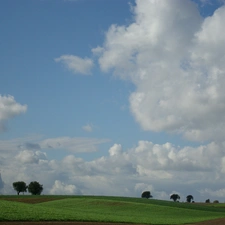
<box><xmin>12</xmin><ymin>181</ymin><xmax>27</xmax><ymax>195</ymax></box>
<box><xmin>170</xmin><ymin>194</ymin><xmax>180</xmax><ymax>202</ymax></box>
<box><xmin>186</xmin><ymin>195</ymin><xmax>194</xmax><ymax>203</ymax></box>
<box><xmin>141</xmin><ymin>191</ymin><xmax>153</xmax><ymax>199</ymax></box>
<box><xmin>28</xmin><ymin>181</ymin><xmax>43</xmax><ymax>195</ymax></box>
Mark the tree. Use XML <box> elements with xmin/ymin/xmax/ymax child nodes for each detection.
<box><xmin>141</xmin><ymin>191</ymin><xmax>153</xmax><ymax>199</ymax></box>
<box><xmin>170</xmin><ymin>194</ymin><xmax>180</xmax><ymax>202</ymax></box>
<box><xmin>186</xmin><ymin>195</ymin><xmax>194</xmax><ymax>203</ymax></box>
<box><xmin>28</xmin><ymin>181</ymin><xmax>43</xmax><ymax>195</ymax></box>
<box><xmin>12</xmin><ymin>181</ymin><xmax>27</xmax><ymax>195</ymax></box>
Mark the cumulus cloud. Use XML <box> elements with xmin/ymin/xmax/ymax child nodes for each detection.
<box><xmin>55</xmin><ymin>55</ymin><xmax>94</xmax><ymax>75</ymax></box>
<box><xmin>108</xmin><ymin>143</ymin><xmax>122</xmax><ymax>156</ymax></box>
<box><xmin>15</xmin><ymin>150</ymin><xmax>47</xmax><ymax>164</ymax></box>
<box><xmin>94</xmin><ymin>0</ymin><xmax>225</xmax><ymax>142</ymax></box>
<box><xmin>49</xmin><ymin>180</ymin><xmax>81</xmax><ymax>195</ymax></box>
<box><xmin>0</xmin><ymin>95</ymin><xmax>27</xmax><ymax>131</ymax></box>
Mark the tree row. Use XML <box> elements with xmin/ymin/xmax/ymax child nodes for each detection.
<box><xmin>12</xmin><ymin>181</ymin><xmax>43</xmax><ymax>195</ymax></box>
<box><xmin>141</xmin><ymin>191</ymin><xmax>194</xmax><ymax>203</ymax></box>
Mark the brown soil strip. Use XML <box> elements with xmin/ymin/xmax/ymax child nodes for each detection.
<box><xmin>1</xmin><ymin>198</ymin><xmax>65</xmax><ymax>204</ymax></box>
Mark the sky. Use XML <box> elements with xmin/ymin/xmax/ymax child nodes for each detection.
<box><xmin>1</xmin><ymin>0</ymin><xmax>225</xmax><ymax>202</ymax></box>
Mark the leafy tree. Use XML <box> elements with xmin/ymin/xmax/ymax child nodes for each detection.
<box><xmin>141</xmin><ymin>191</ymin><xmax>153</xmax><ymax>199</ymax></box>
<box><xmin>170</xmin><ymin>194</ymin><xmax>180</xmax><ymax>202</ymax></box>
<box><xmin>12</xmin><ymin>181</ymin><xmax>27</xmax><ymax>195</ymax></box>
<box><xmin>28</xmin><ymin>181</ymin><xmax>43</xmax><ymax>195</ymax></box>
<box><xmin>186</xmin><ymin>195</ymin><xmax>194</xmax><ymax>203</ymax></box>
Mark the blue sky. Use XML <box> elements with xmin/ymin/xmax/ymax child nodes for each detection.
<box><xmin>1</xmin><ymin>0</ymin><xmax>225</xmax><ymax>201</ymax></box>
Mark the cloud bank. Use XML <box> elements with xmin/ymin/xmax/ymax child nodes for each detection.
<box><xmin>2</xmin><ymin>136</ymin><xmax>225</xmax><ymax>201</ymax></box>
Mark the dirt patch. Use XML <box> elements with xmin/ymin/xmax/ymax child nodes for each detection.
<box><xmin>90</xmin><ymin>201</ymin><xmax>127</xmax><ymax>206</ymax></box>
<box><xmin>185</xmin><ymin>218</ymin><xmax>225</xmax><ymax>225</ymax></box>
<box><xmin>1</xmin><ymin>197</ymin><xmax>64</xmax><ymax>204</ymax></box>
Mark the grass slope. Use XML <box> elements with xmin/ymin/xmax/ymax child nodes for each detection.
<box><xmin>0</xmin><ymin>195</ymin><xmax>225</xmax><ymax>224</ymax></box>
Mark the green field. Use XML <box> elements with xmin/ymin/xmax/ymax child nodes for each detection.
<box><xmin>0</xmin><ymin>195</ymin><xmax>225</xmax><ymax>224</ymax></box>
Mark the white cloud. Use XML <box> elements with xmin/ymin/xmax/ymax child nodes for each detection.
<box><xmin>49</xmin><ymin>180</ymin><xmax>80</xmax><ymax>195</ymax></box>
<box><xmin>15</xmin><ymin>150</ymin><xmax>47</xmax><ymax>164</ymax></box>
<box><xmin>82</xmin><ymin>124</ymin><xmax>93</xmax><ymax>132</ymax></box>
<box><xmin>95</xmin><ymin>0</ymin><xmax>225</xmax><ymax>142</ymax></box>
<box><xmin>0</xmin><ymin>95</ymin><xmax>27</xmax><ymax>125</ymax></box>
<box><xmin>92</xmin><ymin>46</ymin><xmax>104</xmax><ymax>56</ymax></box>
<box><xmin>199</xmin><ymin>188</ymin><xmax>225</xmax><ymax>198</ymax></box>
<box><xmin>55</xmin><ymin>55</ymin><xmax>93</xmax><ymax>75</ymax></box>
<box><xmin>108</xmin><ymin>143</ymin><xmax>122</xmax><ymax>156</ymax></box>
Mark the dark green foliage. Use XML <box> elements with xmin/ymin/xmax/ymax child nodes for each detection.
<box><xmin>170</xmin><ymin>193</ymin><xmax>180</xmax><ymax>202</ymax></box>
<box><xmin>28</xmin><ymin>181</ymin><xmax>43</xmax><ymax>195</ymax></box>
<box><xmin>186</xmin><ymin>195</ymin><xmax>194</xmax><ymax>203</ymax></box>
<box><xmin>12</xmin><ymin>181</ymin><xmax>27</xmax><ymax>195</ymax></box>
<box><xmin>141</xmin><ymin>191</ymin><xmax>153</xmax><ymax>199</ymax></box>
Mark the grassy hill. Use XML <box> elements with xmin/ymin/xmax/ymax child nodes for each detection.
<box><xmin>0</xmin><ymin>195</ymin><xmax>225</xmax><ymax>224</ymax></box>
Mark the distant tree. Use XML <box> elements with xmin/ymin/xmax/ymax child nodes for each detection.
<box><xmin>213</xmin><ymin>200</ymin><xmax>219</xmax><ymax>203</ymax></box>
<box><xmin>141</xmin><ymin>191</ymin><xmax>153</xmax><ymax>199</ymax></box>
<box><xmin>205</xmin><ymin>199</ymin><xmax>210</xmax><ymax>203</ymax></box>
<box><xmin>28</xmin><ymin>181</ymin><xmax>43</xmax><ymax>195</ymax></box>
<box><xmin>170</xmin><ymin>194</ymin><xmax>180</xmax><ymax>202</ymax></box>
<box><xmin>186</xmin><ymin>195</ymin><xmax>194</xmax><ymax>203</ymax></box>
<box><xmin>12</xmin><ymin>181</ymin><xmax>27</xmax><ymax>195</ymax></box>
